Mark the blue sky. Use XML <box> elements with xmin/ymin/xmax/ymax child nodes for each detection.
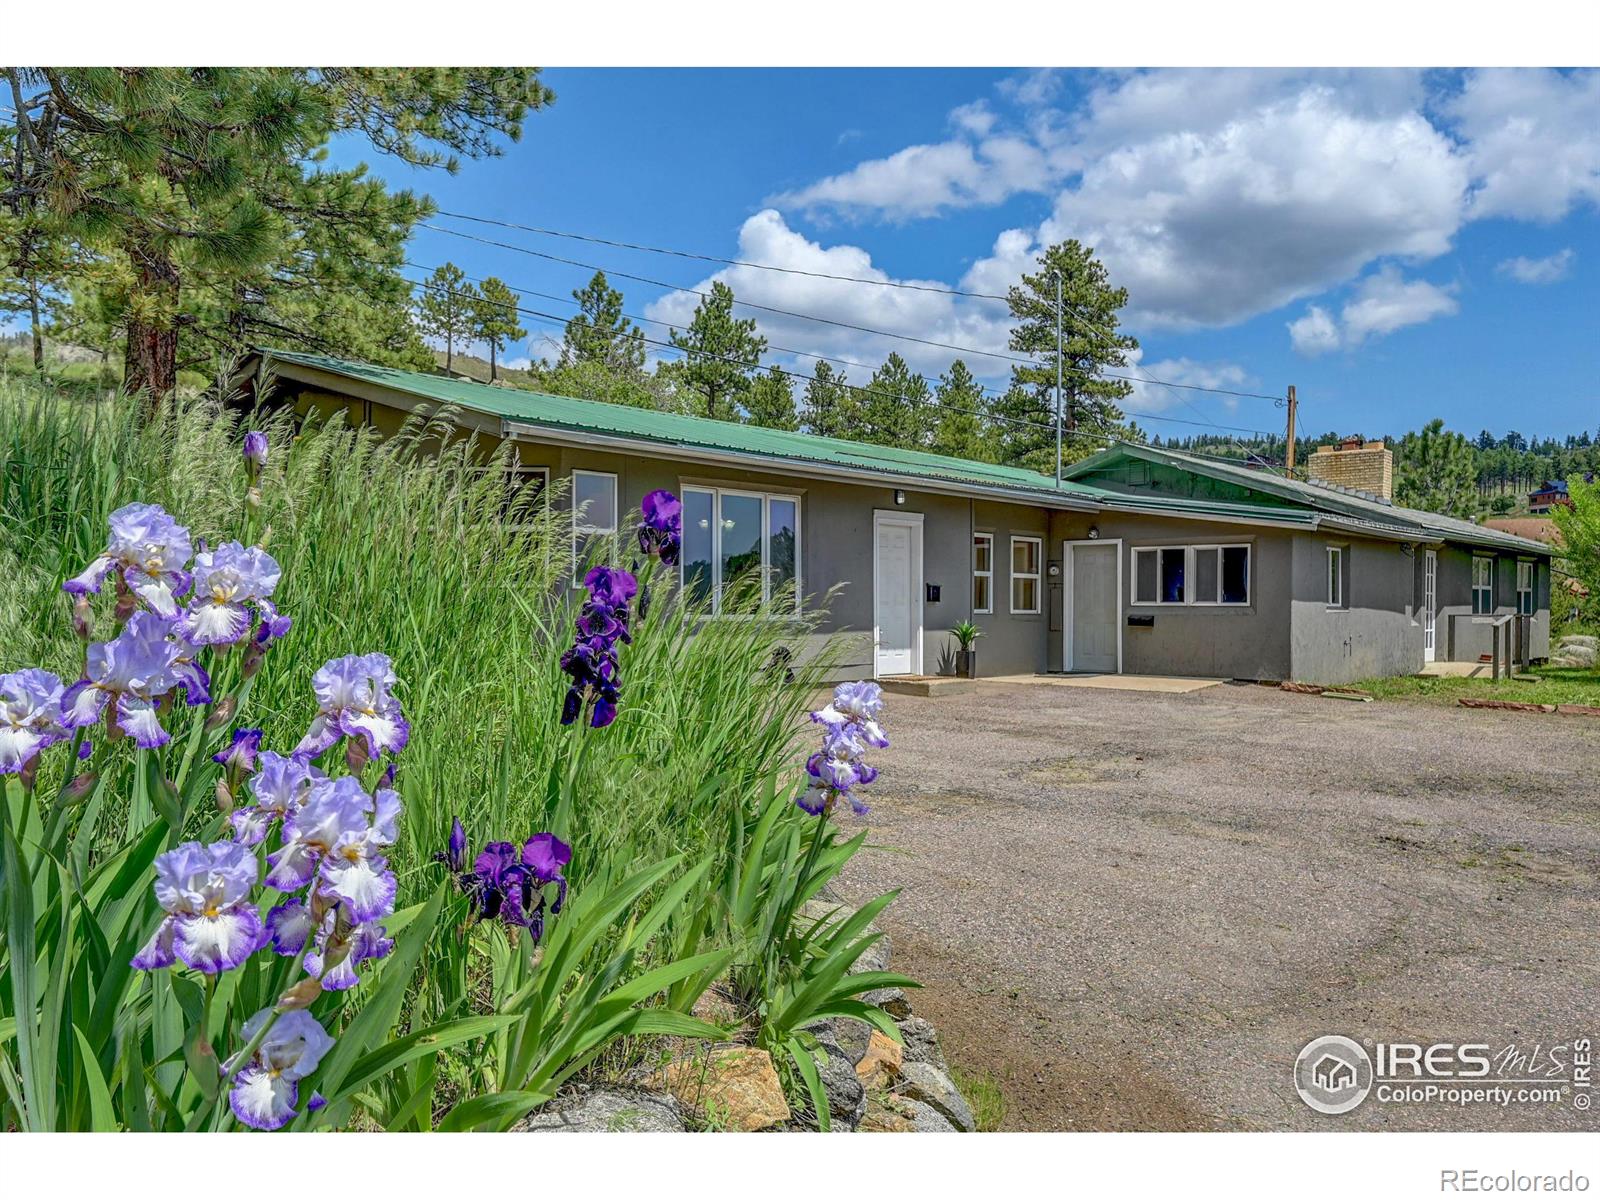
<box><xmin>347</xmin><ymin>68</ymin><xmax>1591</xmax><ymax>442</ymax></box>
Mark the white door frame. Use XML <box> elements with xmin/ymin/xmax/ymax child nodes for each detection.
<box><xmin>1423</xmin><ymin>548</ymin><xmax>1438</xmax><ymax>663</ymax></box>
<box><xmin>1061</xmin><ymin>538</ymin><xmax>1124</xmax><ymax>674</ymax></box>
<box><xmin>872</xmin><ymin>509</ymin><xmax>925</xmax><ymax>678</ymax></box>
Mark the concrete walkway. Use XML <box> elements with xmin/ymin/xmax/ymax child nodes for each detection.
<box><xmin>982</xmin><ymin>672</ymin><xmax>1223</xmax><ymax>694</ymax></box>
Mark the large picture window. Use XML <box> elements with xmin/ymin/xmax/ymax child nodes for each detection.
<box><xmin>1133</xmin><ymin>544</ymin><xmax>1252</xmax><ymax>607</ymax></box>
<box><xmin>680</xmin><ymin>486</ymin><xmax>802</xmax><ymax>614</ymax></box>
<box><xmin>571</xmin><ymin>469</ymin><xmax>617</xmax><ymax>582</ymax></box>
<box><xmin>1010</xmin><ymin>536</ymin><xmax>1041</xmax><ymax>614</ymax></box>
<box><xmin>1472</xmin><ymin>556</ymin><xmax>1494</xmax><ymax>615</ymax></box>
<box><xmin>972</xmin><ymin>533</ymin><xmax>993</xmax><ymax>614</ymax></box>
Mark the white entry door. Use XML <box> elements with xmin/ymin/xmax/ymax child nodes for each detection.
<box><xmin>1423</xmin><ymin>549</ymin><xmax>1437</xmax><ymax>663</ymax></box>
<box><xmin>874</xmin><ymin>513</ymin><xmax>922</xmax><ymax>677</ymax></box>
<box><xmin>1068</xmin><ymin>541</ymin><xmax>1121</xmax><ymax>673</ymax></box>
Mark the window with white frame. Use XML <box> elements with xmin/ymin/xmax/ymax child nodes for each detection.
<box><xmin>1132</xmin><ymin>545</ymin><xmax>1252</xmax><ymax>607</ymax></box>
<box><xmin>571</xmin><ymin>470</ymin><xmax>617</xmax><ymax>581</ymax></box>
<box><xmin>1472</xmin><ymin>556</ymin><xmax>1494</xmax><ymax>615</ymax></box>
<box><xmin>680</xmin><ymin>486</ymin><xmax>801</xmax><ymax>614</ymax></box>
<box><xmin>1516</xmin><ymin>561</ymin><xmax>1535</xmax><ymax>616</ymax></box>
<box><xmin>1010</xmin><ymin>536</ymin><xmax>1041</xmax><ymax>614</ymax></box>
<box><xmin>972</xmin><ymin>533</ymin><xmax>994</xmax><ymax>614</ymax></box>
<box><xmin>503</xmin><ymin>464</ymin><xmax>549</xmax><ymax>522</ymax></box>
<box><xmin>1326</xmin><ymin>546</ymin><xmax>1345</xmax><ymax>608</ymax></box>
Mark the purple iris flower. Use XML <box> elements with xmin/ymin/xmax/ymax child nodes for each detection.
<box><xmin>584</xmin><ymin>565</ymin><xmax>638</xmax><ymax>608</ymax></box>
<box><xmin>317</xmin><ymin>785</ymin><xmax>401</xmax><ymax>922</ymax></box>
<box><xmin>303</xmin><ymin>905</ymin><xmax>395</xmax><ymax>992</ymax></box>
<box><xmin>61</xmin><ymin>612</ymin><xmax>184</xmax><ymax>748</ymax></box>
<box><xmin>439</xmin><ymin>816</ymin><xmax>469</xmax><ymax>873</ymax></box>
<box><xmin>450</xmin><ymin>826</ymin><xmax>571</xmax><ymax>936</ymax></box>
<box><xmin>243</xmin><ymin>431</ymin><xmax>269</xmax><ymax>473</ymax></box>
<box><xmin>0</xmin><ymin>668</ymin><xmax>68</xmax><ymax>775</ymax></box>
<box><xmin>522</xmin><ymin>832</ymin><xmax>571</xmax><ymax>913</ymax></box>
<box><xmin>131</xmin><ymin>840</ymin><xmax>267</xmax><ymax>974</ymax></box>
<box><xmin>178</xmin><ymin>541</ymin><xmax>282</xmax><ymax>646</ymax></box>
<box><xmin>253</xmin><ymin>599</ymin><xmax>293</xmax><ymax>645</ymax></box>
<box><xmin>265</xmin><ymin>775</ymin><xmax>374</xmax><ymax>891</ymax></box>
<box><xmin>213</xmin><ymin>727</ymin><xmax>263</xmax><ymax>773</ymax></box>
<box><xmin>226</xmin><ymin>1008</ymin><xmax>334</xmax><ymax>1131</ymax></box>
<box><xmin>63</xmin><ymin>502</ymin><xmax>193</xmax><ymax>619</ymax></box>
<box><xmin>637</xmin><ymin>489</ymin><xmax>683</xmax><ymax>566</ymax></box>
<box><xmin>560</xmin><ymin>568</ymin><xmax>636</xmax><ymax>729</ymax></box>
<box><xmin>294</xmin><ymin>653</ymin><xmax>409</xmax><ymax>761</ymax></box>
<box><xmin>230</xmin><ymin>751</ymin><xmax>317</xmax><ymax>847</ymax></box>
<box><xmin>798</xmin><ymin>681</ymin><xmax>889</xmax><ymax>818</ymax></box>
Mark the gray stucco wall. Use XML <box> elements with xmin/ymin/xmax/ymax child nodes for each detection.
<box><xmin>1436</xmin><ymin>546</ymin><xmax>1551</xmax><ymax>664</ymax></box>
<box><xmin>1288</xmin><ymin>534</ymin><xmax>1423</xmax><ymax>685</ymax></box>
<box><xmin>1042</xmin><ymin>513</ymin><xmax>1296</xmax><ymax>680</ymax></box>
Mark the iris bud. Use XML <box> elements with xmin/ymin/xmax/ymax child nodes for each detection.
<box><xmin>277</xmin><ymin>977</ymin><xmax>322</xmax><ymax>1011</ymax></box>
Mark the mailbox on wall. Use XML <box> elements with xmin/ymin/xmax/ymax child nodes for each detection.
<box><xmin>925</xmin><ymin>583</ymin><xmax>941</xmax><ymax>603</ymax></box>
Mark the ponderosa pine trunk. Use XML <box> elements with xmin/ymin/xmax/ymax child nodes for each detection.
<box><xmin>123</xmin><ymin>240</ymin><xmax>180</xmax><ymax>402</ymax></box>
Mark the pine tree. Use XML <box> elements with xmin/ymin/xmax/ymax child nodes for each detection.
<box><xmin>472</xmin><ymin>277</ymin><xmax>526</xmax><ymax>382</ymax></box>
<box><xmin>802</xmin><ymin>361</ymin><xmax>856</xmax><ymax>440</ymax></box>
<box><xmin>2</xmin><ymin>68</ymin><xmax>550</xmax><ymax>397</ymax></box>
<box><xmin>991</xmin><ymin>239</ymin><xmax>1139</xmax><ymax>472</ymax></box>
<box><xmin>666</xmin><ymin>281</ymin><xmax>766</xmax><ymax>420</ymax></box>
<box><xmin>415</xmin><ymin>263</ymin><xmax>478</xmax><ymax>372</ymax></box>
<box><xmin>1394</xmin><ymin>419</ymin><xmax>1481</xmax><ymax>519</ymax></box>
<box><xmin>562</xmin><ymin>270</ymin><xmax>645</xmax><ymax>373</ymax></box>
<box><xmin>931</xmin><ymin>359</ymin><xmax>991</xmax><ymax>461</ymax></box>
<box><xmin>745</xmin><ymin>366</ymin><xmax>799</xmax><ymax>431</ymax></box>
<box><xmin>859</xmin><ymin>353</ymin><xmax>928</xmax><ymax>449</ymax></box>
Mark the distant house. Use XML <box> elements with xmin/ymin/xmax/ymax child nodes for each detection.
<box><xmin>234</xmin><ymin>348</ymin><xmax>1553</xmax><ymax>685</ymax></box>
<box><xmin>1528</xmin><ymin>480</ymin><xmax>1570</xmax><ymax>513</ymax></box>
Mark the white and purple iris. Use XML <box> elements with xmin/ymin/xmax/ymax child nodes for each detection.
<box><xmin>63</xmin><ymin>502</ymin><xmax>194</xmax><ymax>618</ymax></box>
<box><xmin>0</xmin><ymin>668</ymin><xmax>69</xmax><ymax>775</ymax></box>
<box><xmin>637</xmin><ymin>489</ymin><xmax>683</xmax><ymax>566</ymax></box>
<box><xmin>132</xmin><ymin>840</ymin><xmax>268</xmax><ymax>974</ymax></box>
<box><xmin>178</xmin><ymin>541</ymin><xmax>283</xmax><ymax>647</ymax></box>
<box><xmin>295</xmin><ymin>653</ymin><xmax>409</xmax><ymax>761</ymax></box>
<box><xmin>226</xmin><ymin>1008</ymin><xmax>333</xmax><ymax>1131</ymax></box>
<box><xmin>800</xmin><ymin>681</ymin><xmax>889</xmax><ymax>817</ymax></box>
<box><xmin>61</xmin><ymin>611</ymin><xmax>202</xmax><ymax>749</ymax></box>
<box><xmin>230</xmin><ymin>750</ymin><xmax>317</xmax><ymax>846</ymax></box>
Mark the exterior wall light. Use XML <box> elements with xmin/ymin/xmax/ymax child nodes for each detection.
<box><xmin>894</xmin><ymin>489</ymin><xmax>906</xmax><ymax>505</ymax></box>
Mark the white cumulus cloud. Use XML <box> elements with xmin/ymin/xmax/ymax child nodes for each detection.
<box><xmin>1496</xmin><ymin>248</ymin><xmax>1576</xmax><ymax>284</ymax></box>
<box><xmin>1287</xmin><ymin>267</ymin><xmax>1458</xmax><ymax>356</ymax></box>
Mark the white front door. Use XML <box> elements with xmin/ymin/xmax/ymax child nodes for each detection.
<box><xmin>1423</xmin><ymin>549</ymin><xmax>1438</xmax><ymax>663</ymax></box>
<box><xmin>874</xmin><ymin>515</ymin><xmax>921</xmax><ymax>676</ymax></box>
<box><xmin>1069</xmin><ymin>542</ymin><xmax>1120</xmax><ymax>672</ymax></box>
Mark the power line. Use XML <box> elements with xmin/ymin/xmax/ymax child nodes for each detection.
<box><xmin>403</xmin><ymin>268</ymin><xmax>1284</xmax><ymax>442</ymax></box>
<box><xmin>432</xmin><ymin>209</ymin><xmax>1015</xmax><ymax>302</ymax></box>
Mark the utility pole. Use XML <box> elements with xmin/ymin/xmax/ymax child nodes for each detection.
<box><xmin>1284</xmin><ymin>384</ymin><xmax>1298</xmax><ymax>474</ymax></box>
<box><xmin>1054</xmin><ymin>270</ymin><xmax>1064</xmax><ymax>486</ymax></box>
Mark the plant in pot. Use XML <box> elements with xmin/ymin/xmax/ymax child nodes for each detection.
<box><xmin>951</xmin><ymin>619</ymin><xmax>983</xmax><ymax>678</ymax></box>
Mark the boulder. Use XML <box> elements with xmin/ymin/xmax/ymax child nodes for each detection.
<box><xmin>858</xmin><ymin>1096</ymin><xmax>915</xmax><ymax>1133</ymax></box>
<box><xmin>516</xmin><ymin>1086</ymin><xmax>685</xmax><ymax>1132</ymax></box>
<box><xmin>900</xmin><ymin>1098</ymin><xmax>958</xmax><ymax>1132</ymax></box>
<box><xmin>848</xmin><ymin>932</ymin><xmax>893</xmax><ymax>976</ymax></box>
<box><xmin>854</xmin><ymin>1028</ymin><xmax>904</xmax><ymax>1090</ymax></box>
<box><xmin>658</xmin><ymin>1046</ymin><xmax>791</xmax><ymax>1132</ymax></box>
<box><xmin>812</xmin><ymin>1035</ymin><xmax>867</xmax><ymax>1130</ymax></box>
<box><xmin>896</xmin><ymin>1016</ymin><xmax>948</xmax><ymax>1071</ymax></box>
<box><xmin>1557</xmin><ymin>634</ymin><xmax>1597</xmax><ymax>650</ymax></box>
<box><xmin>1551</xmin><ymin>644</ymin><xmax>1596</xmax><ymax>667</ymax></box>
<box><xmin>894</xmin><ymin>1061</ymin><xmax>976</xmax><ymax>1132</ymax></box>
<box><xmin>861</xmin><ymin>986</ymin><xmax>913</xmax><ymax>1019</ymax></box>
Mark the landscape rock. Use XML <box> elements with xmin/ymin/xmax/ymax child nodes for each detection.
<box><xmin>900</xmin><ymin>1098</ymin><xmax>958</xmax><ymax>1132</ymax></box>
<box><xmin>1551</xmin><ymin>645</ymin><xmax>1596</xmax><ymax>667</ymax></box>
<box><xmin>516</xmin><ymin>1086</ymin><xmax>685</xmax><ymax>1132</ymax></box>
<box><xmin>895</xmin><ymin>1016</ymin><xmax>947</xmax><ymax>1071</ymax></box>
<box><xmin>893</xmin><ymin>1061</ymin><xmax>976</xmax><ymax>1132</ymax></box>
<box><xmin>857</xmin><ymin>1096</ymin><xmax>915</xmax><ymax>1132</ymax></box>
<box><xmin>848</xmin><ymin>932</ymin><xmax>893</xmax><ymax>975</ymax></box>
<box><xmin>861</xmin><ymin>986</ymin><xmax>912</xmax><ymax>1019</ymax></box>
<box><xmin>854</xmin><ymin>1029</ymin><xmax>904</xmax><ymax>1090</ymax></box>
<box><xmin>658</xmin><ymin>1046</ymin><xmax>791</xmax><ymax>1131</ymax></box>
<box><xmin>813</xmin><ymin>1035</ymin><xmax>867</xmax><ymax>1130</ymax></box>
<box><xmin>1557</xmin><ymin>634</ymin><xmax>1597</xmax><ymax>650</ymax></box>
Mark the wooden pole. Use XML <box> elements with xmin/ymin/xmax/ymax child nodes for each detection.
<box><xmin>1284</xmin><ymin>384</ymin><xmax>1298</xmax><ymax>473</ymax></box>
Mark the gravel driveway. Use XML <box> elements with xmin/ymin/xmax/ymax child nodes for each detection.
<box><xmin>838</xmin><ymin>680</ymin><xmax>1600</xmax><ymax>1131</ymax></box>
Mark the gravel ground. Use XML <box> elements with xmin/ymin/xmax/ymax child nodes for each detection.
<box><xmin>837</xmin><ymin>680</ymin><xmax>1600</xmax><ymax>1131</ymax></box>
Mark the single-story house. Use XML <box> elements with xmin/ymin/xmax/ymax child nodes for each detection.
<box><xmin>237</xmin><ymin>349</ymin><xmax>1553</xmax><ymax>686</ymax></box>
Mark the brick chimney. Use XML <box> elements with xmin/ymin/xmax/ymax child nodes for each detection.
<box><xmin>1307</xmin><ymin>437</ymin><xmax>1393</xmax><ymax>502</ymax></box>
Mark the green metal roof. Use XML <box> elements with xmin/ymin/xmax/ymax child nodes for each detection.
<box><xmin>1063</xmin><ymin>442</ymin><xmax>1552</xmax><ymax>556</ymax></box>
<box><xmin>259</xmin><ymin>348</ymin><xmax>1102</xmax><ymax>508</ymax></box>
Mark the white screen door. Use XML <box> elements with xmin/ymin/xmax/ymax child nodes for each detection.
<box><xmin>874</xmin><ymin>516</ymin><xmax>921</xmax><ymax>676</ymax></box>
<box><xmin>1070</xmin><ymin>543</ymin><xmax>1120</xmax><ymax>672</ymax></box>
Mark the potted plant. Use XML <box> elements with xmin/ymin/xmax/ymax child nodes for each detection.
<box><xmin>951</xmin><ymin>619</ymin><xmax>982</xmax><ymax>678</ymax></box>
